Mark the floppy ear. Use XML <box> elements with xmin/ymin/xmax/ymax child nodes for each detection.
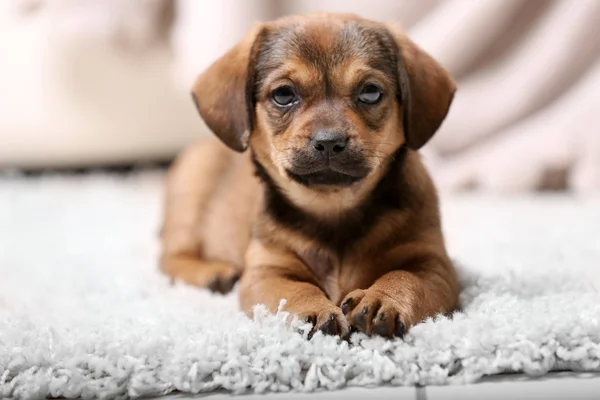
<box><xmin>191</xmin><ymin>25</ymin><xmax>265</xmax><ymax>152</ymax></box>
<box><xmin>386</xmin><ymin>24</ymin><xmax>457</xmax><ymax>150</ymax></box>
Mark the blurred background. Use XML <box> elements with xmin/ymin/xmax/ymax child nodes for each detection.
<box><xmin>1</xmin><ymin>0</ymin><xmax>599</xmax><ymax>193</ymax></box>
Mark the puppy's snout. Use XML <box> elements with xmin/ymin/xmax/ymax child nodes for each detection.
<box><xmin>310</xmin><ymin>131</ymin><xmax>347</xmax><ymax>157</ymax></box>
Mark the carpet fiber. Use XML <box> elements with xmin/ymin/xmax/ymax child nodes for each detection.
<box><xmin>1</xmin><ymin>173</ymin><xmax>600</xmax><ymax>399</ymax></box>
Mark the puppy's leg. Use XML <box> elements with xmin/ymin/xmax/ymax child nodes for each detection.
<box><xmin>342</xmin><ymin>244</ymin><xmax>459</xmax><ymax>338</ymax></box>
<box><xmin>239</xmin><ymin>240</ymin><xmax>350</xmax><ymax>338</ymax></box>
<box><xmin>160</xmin><ymin>255</ymin><xmax>239</xmax><ymax>294</ymax></box>
<box><xmin>160</xmin><ymin>140</ymin><xmax>240</xmax><ymax>293</ymax></box>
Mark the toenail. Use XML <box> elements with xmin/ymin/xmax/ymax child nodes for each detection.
<box><xmin>395</xmin><ymin>319</ymin><xmax>406</xmax><ymax>338</ymax></box>
<box><xmin>342</xmin><ymin>298</ymin><xmax>353</xmax><ymax>315</ymax></box>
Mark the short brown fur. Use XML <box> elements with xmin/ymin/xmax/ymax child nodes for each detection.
<box><xmin>161</xmin><ymin>13</ymin><xmax>459</xmax><ymax>338</ymax></box>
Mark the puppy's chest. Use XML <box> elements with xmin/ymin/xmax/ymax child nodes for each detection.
<box><xmin>296</xmin><ymin>249</ymin><xmax>367</xmax><ymax>304</ymax></box>
<box><xmin>297</xmin><ymin>250</ymin><xmax>334</xmax><ymax>281</ymax></box>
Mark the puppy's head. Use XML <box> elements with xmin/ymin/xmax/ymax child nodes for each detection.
<box><xmin>192</xmin><ymin>14</ymin><xmax>455</xmax><ymax>189</ymax></box>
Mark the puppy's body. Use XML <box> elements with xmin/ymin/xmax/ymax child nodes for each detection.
<box><xmin>161</xmin><ymin>13</ymin><xmax>459</xmax><ymax>338</ymax></box>
<box><xmin>162</xmin><ymin>140</ymin><xmax>259</xmax><ymax>290</ymax></box>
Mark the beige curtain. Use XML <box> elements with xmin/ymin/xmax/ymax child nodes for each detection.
<box><xmin>3</xmin><ymin>0</ymin><xmax>599</xmax><ymax>194</ymax></box>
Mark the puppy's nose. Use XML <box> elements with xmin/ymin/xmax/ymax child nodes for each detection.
<box><xmin>311</xmin><ymin>131</ymin><xmax>347</xmax><ymax>156</ymax></box>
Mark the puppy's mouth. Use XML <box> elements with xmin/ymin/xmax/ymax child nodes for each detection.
<box><xmin>286</xmin><ymin>166</ymin><xmax>369</xmax><ymax>187</ymax></box>
<box><xmin>284</xmin><ymin>147</ymin><xmax>371</xmax><ymax>187</ymax></box>
<box><xmin>286</xmin><ymin>169</ymin><xmax>361</xmax><ymax>187</ymax></box>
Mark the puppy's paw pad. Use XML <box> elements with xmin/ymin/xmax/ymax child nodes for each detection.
<box><xmin>341</xmin><ymin>289</ymin><xmax>407</xmax><ymax>338</ymax></box>
<box><xmin>371</xmin><ymin>308</ymin><xmax>406</xmax><ymax>338</ymax></box>
<box><xmin>161</xmin><ymin>257</ymin><xmax>240</xmax><ymax>294</ymax></box>
<box><xmin>299</xmin><ymin>308</ymin><xmax>350</xmax><ymax>339</ymax></box>
<box><xmin>206</xmin><ymin>269</ymin><xmax>241</xmax><ymax>294</ymax></box>
<box><xmin>319</xmin><ymin>313</ymin><xmax>338</xmax><ymax>335</ymax></box>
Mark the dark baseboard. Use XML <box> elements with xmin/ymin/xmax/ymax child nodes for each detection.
<box><xmin>0</xmin><ymin>159</ymin><xmax>173</xmax><ymax>177</ymax></box>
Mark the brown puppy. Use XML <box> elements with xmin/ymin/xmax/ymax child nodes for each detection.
<box><xmin>161</xmin><ymin>13</ymin><xmax>459</xmax><ymax>339</ymax></box>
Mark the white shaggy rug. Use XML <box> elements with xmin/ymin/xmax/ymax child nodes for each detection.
<box><xmin>1</xmin><ymin>172</ymin><xmax>600</xmax><ymax>400</ymax></box>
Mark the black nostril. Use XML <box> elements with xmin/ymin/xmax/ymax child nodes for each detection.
<box><xmin>314</xmin><ymin>143</ymin><xmax>325</xmax><ymax>152</ymax></box>
<box><xmin>332</xmin><ymin>144</ymin><xmax>345</xmax><ymax>153</ymax></box>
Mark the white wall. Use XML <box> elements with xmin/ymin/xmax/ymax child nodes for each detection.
<box><xmin>0</xmin><ymin>0</ymin><xmax>206</xmax><ymax>167</ymax></box>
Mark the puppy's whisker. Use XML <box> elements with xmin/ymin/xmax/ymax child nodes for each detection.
<box><xmin>361</xmin><ymin>150</ymin><xmax>390</xmax><ymax>162</ymax></box>
<box><xmin>361</xmin><ymin>140</ymin><xmax>400</xmax><ymax>146</ymax></box>
<box><xmin>273</xmin><ymin>155</ymin><xmax>297</xmax><ymax>162</ymax></box>
<box><xmin>361</xmin><ymin>149</ymin><xmax>388</xmax><ymax>156</ymax></box>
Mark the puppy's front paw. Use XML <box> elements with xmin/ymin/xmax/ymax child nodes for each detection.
<box><xmin>297</xmin><ymin>306</ymin><xmax>350</xmax><ymax>339</ymax></box>
<box><xmin>341</xmin><ymin>289</ymin><xmax>407</xmax><ymax>338</ymax></box>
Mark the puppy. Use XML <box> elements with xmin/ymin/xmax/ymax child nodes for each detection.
<box><xmin>161</xmin><ymin>13</ymin><xmax>459</xmax><ymax>338</ymax></box>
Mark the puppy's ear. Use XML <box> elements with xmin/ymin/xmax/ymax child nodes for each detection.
<box><xmin>191</xmin><ymin>25</ymin><xmax>266</xmax><ymax>152</ymax></box>
<box><xmin>386</xmin><ymin>24</ymin><xmax>456</xmax><ymax>150</ymax></box>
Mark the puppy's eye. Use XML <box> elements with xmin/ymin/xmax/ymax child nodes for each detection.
<box><xmin>358</xmin><ymin>84</ymin><xmax>383</xmax><ymax>104</ymax></box>
<box><xmin>271</xmin><ymin>86</ymin><xmax>297</xmax><ymax>107</ymax></box>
